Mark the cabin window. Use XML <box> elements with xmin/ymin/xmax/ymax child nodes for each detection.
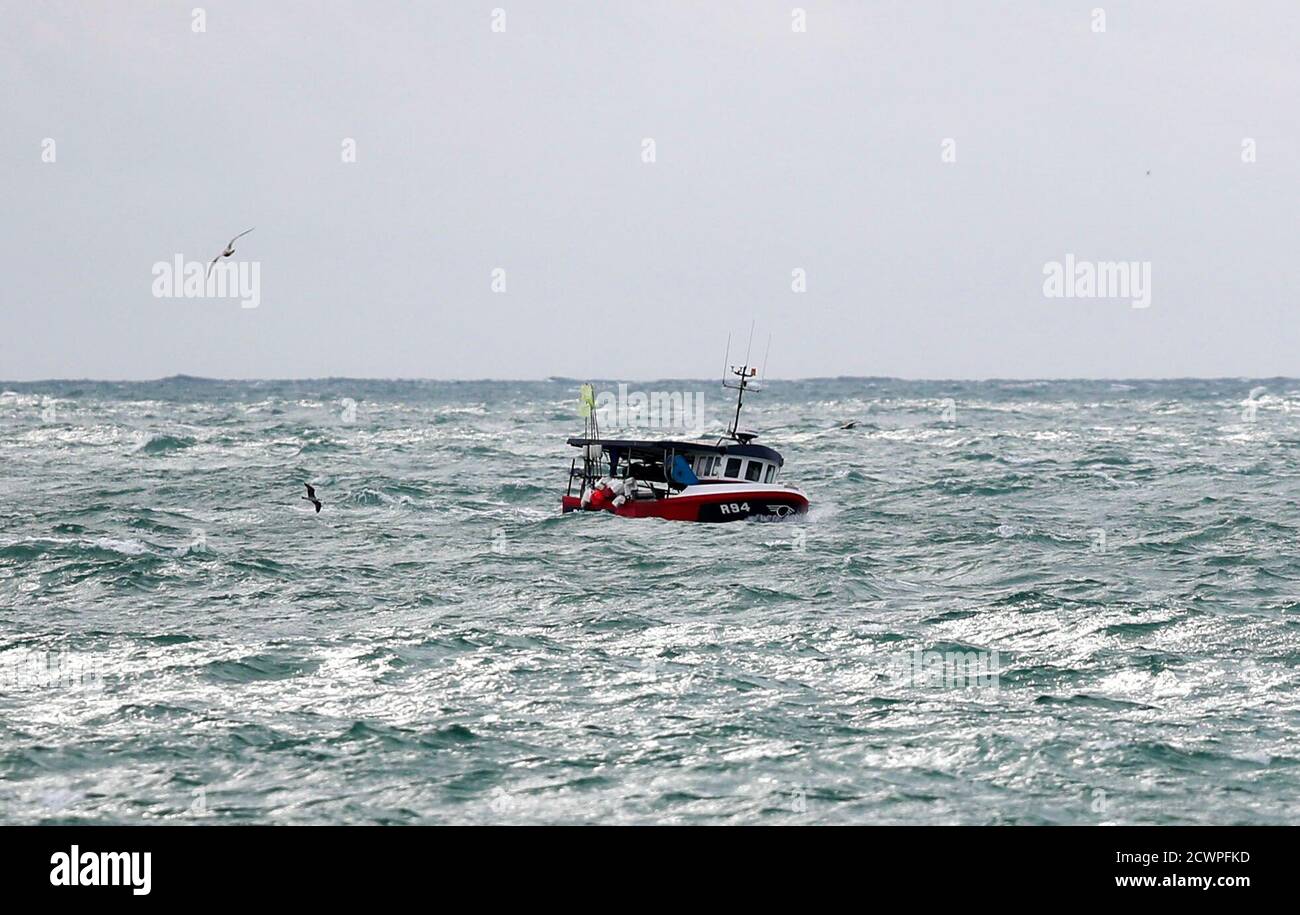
<box><xmin>724</xmin><ymin>457</ymin><xmax>742</xmax><ymax>478</ymax></box>
<box><xmin>745</xmin><ymin>460</ymin><xmax>763</xmax><ymax>482</ymax></box>
<box><xmin>697</xmin><ymin>455</ymin><xmax>716</xmax><ymax>476</ymax></box>
<box><xmin>764</xmin><ymin>465</ymin><xmax>776</xmax><ymax>483</ymax></box>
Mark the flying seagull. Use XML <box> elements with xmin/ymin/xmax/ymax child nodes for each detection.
<box><xmin>207</xmin><ymin>227</ymin><xmax>255</xmax><ymax>279</ymax></box>
<box><xmin>302</xmin><ymin>483</ymin><xmax>322</xmax><ymax>513</ymax></box>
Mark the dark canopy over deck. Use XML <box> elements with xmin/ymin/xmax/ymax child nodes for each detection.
<box><xmin>566</xmin><ymin>437</ymin><xmax>784</xmax><ymax>467</ymax></box>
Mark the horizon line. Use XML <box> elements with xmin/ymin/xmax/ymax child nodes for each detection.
<box><xmin>3</xmin><ymin>373</ymin><xmax>1298</xmax><ymax>386</ymax></box>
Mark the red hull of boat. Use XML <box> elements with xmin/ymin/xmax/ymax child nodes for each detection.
<box><xmin>561</xmin><ymin>489</ymin><xmax>808</xmax><ymax>523</ymax></box>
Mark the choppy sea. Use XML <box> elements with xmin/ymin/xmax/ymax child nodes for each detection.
<box><xmin>2</xmin><ymin>377</ymin><xmax>1298</xmax><ymax>824</ymax></box>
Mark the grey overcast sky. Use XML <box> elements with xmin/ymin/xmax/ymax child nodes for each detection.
<box><xmin>2</xmin><ymin>1</ymin><xmax>1297</xmax><ymax>381</ymax></box>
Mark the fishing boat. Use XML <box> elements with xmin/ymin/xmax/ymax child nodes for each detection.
<box><xmin>561</xmin><ymin>358</ymin><xmax>809</xmax><ymax>523</ymax></box>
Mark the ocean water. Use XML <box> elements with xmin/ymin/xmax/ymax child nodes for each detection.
<box><xmin>2</xmin><ymin>376</ymin><xmax>1298</xmax><ymax>825</ymax></box>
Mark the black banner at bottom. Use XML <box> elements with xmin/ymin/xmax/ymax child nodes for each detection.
<box><xmin>0</xmin><ymin>825</ymin><xmax>1281</xmax><ymax>900</ymax></box>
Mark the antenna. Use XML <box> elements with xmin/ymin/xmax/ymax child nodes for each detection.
<box><xmin>722</xmin><ymin>323</ymin><xmax>764</xmax><ymax>442</ymax></box>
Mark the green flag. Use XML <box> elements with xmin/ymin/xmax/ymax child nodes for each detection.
<box><xmin>578</xmin><ymin>383</ymin><xmax>595</xmax><ymax>418</ymax></box>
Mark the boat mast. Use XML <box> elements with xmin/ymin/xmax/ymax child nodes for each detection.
<box><xmin>722</xmin><ymin>326</ymin><xmax>762</xmax><ymax>442</ymax></box>
<box><xmin>577</xmin><ymin>383</ymin><xmax>602</xmax><ymax>489</ymax></box>
<box><xmin>724</xmin><ymin>363</ymin><xmax>757</xmax><ymax>439</ymax></box>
